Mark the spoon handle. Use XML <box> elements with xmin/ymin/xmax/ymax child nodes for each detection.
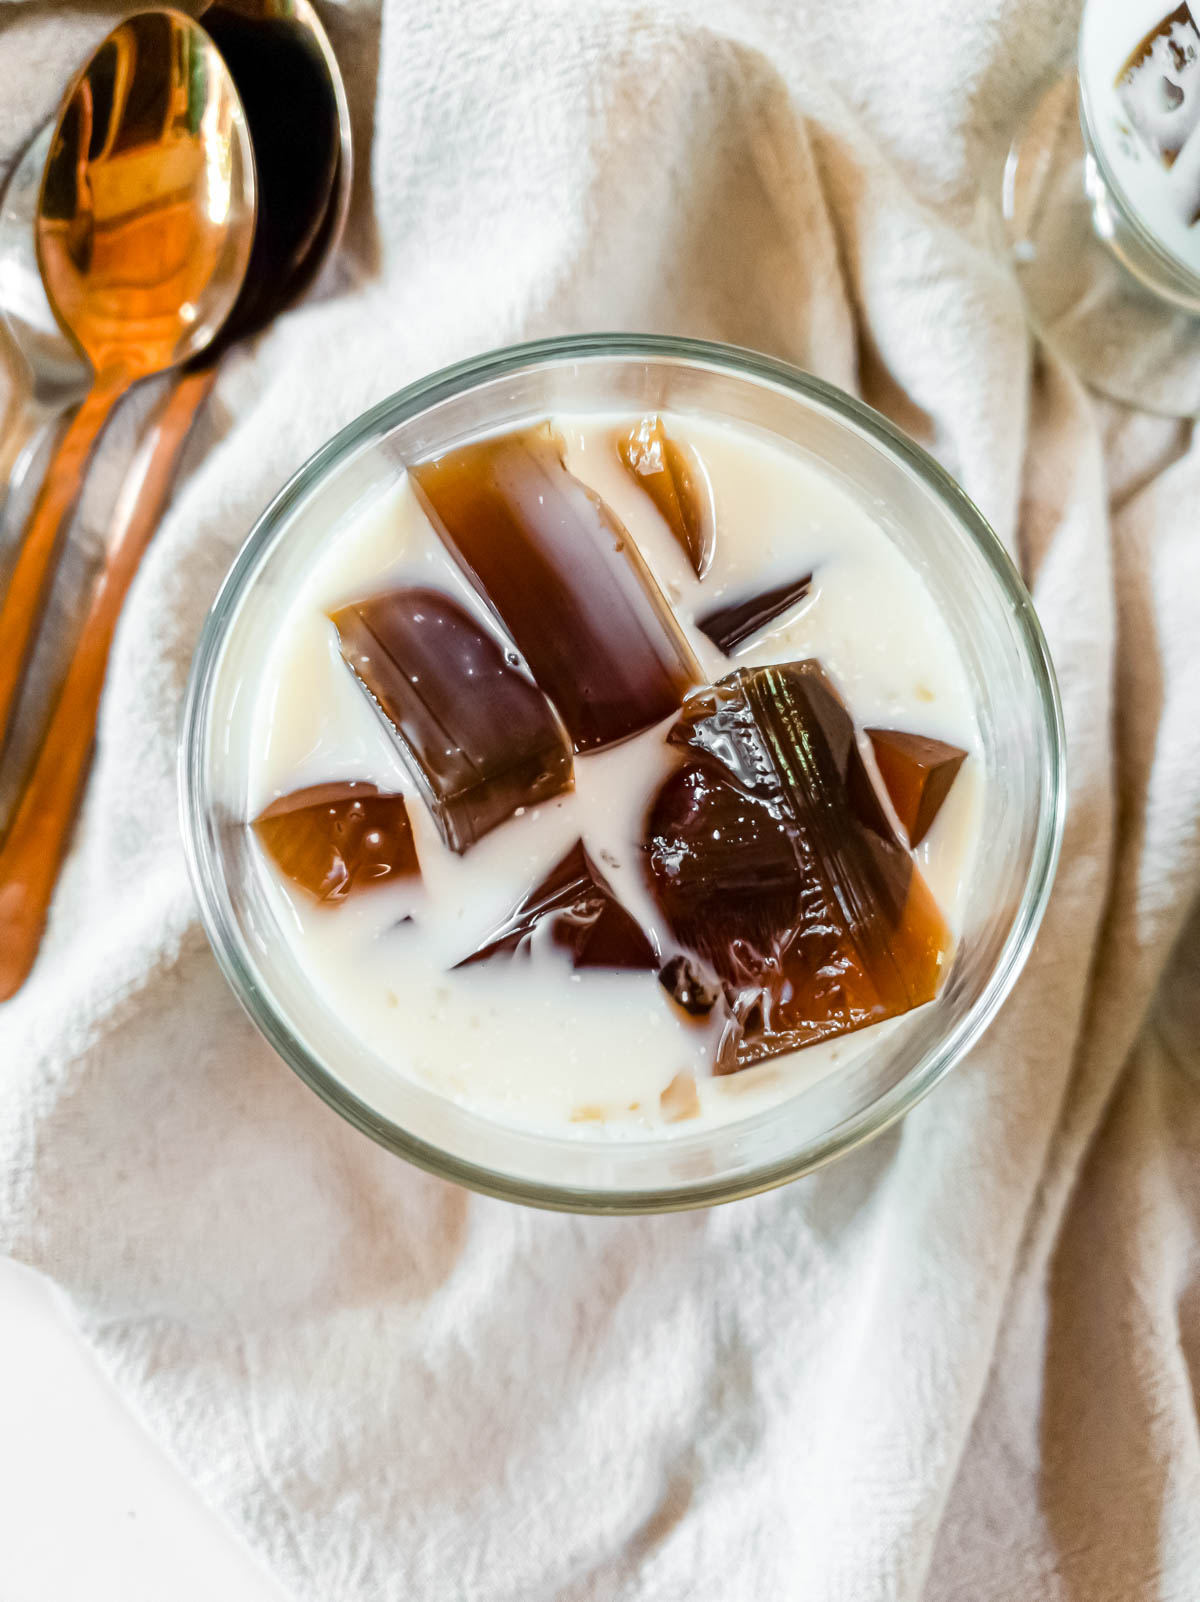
<box><xmin>106</xmin><ymin>363</ymin><xmax>218</xmax><ymax>568</ymax></box>
<box><xmin>0</xmin><ymin>373</ymin><xmax>126</xmax><ymax>749</ymax></box>
<box><xmin>0</xmin><ymin>366</ymin><xmax>216</xmax><ymax>1000</ymax></box>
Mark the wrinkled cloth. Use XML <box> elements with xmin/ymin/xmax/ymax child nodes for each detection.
<box><xmin>2</xmin><ymin>1</ymin><xmax>1199</xmax><ymax>1598</ymax></box>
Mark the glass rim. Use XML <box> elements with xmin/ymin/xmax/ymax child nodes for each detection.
<box><xmin>179</xmin><ymin>332</ymin><xmax>1067</xmax><ymax>1214</ymax></box>
<box><xmin>1075</xmin><ymin>40</ymin><xmax>1200</xmax><ymax>308</ymax></box>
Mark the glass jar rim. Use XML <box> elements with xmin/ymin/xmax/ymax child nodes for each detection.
<box><xmin>1076</xmin><ymin>21</ymin><xmax>1200</xmax><ymax>309</ymax></box>
<box><xmin>179</xmin><ymin>333</ymin><xmax>1066</xmax><ymax>1213</ymax></box>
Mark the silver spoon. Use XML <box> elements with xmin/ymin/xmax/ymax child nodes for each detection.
<box><xmin>0</xmin><ymin>122</ymin><xmax>87</xmax><ymax>549</ymax></box>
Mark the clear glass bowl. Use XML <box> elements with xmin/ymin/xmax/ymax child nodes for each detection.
<box><xmin>179</xmin><ymin>335</ymin><xmax>1065</xmax><ymax>1213</ymax></box>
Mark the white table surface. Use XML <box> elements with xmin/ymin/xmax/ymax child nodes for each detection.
<box><xmin>1</xmin><ymin>1255</ymin><xmax>287</xmax><ymax>1602</ymax></box>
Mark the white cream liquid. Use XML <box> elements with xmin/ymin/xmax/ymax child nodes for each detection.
<box><xmin>244</xmin><ymin>412</ymin><xmax>983</xmax><ymax>1138</ymax></box>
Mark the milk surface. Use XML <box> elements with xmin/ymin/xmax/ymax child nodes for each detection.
<box><xmin>244</xmin><ymin>412</ymin><xmax>983</xmax><ymax>1138</ymax></box>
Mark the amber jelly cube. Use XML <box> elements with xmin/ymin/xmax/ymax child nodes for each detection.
<box><xmin>866</xmin><ymin>728</ymin><xmax>966</xmax><ymax>846</ymax></box>
<box><xmin>617</xmin><ymin>415</ymin><xmax>715</xmax><ymax>579</ymax></box>
<box><xmin>254</xmin><ymin>782</ymin><xmax>420</xmax><ymax>903</ymax></box>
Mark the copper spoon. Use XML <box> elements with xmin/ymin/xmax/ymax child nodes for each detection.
<box><xmin>0</xmin><ymin>9</ymin><xmax>256</xmax><ymax>1000</ymax></box>
<box><xmin>0</xmin><ymin>1</ymin><xmax>350</xmax><ymax>1000</ymax></box>
<box><xmin>88</xmin><ymin>0</ymin><xmax>354</xmax><ymax>576</ymax></box>
<box><xmin>114</xmin><ymin>0</ymin><xmax>354</xmax><ymax>505</ymax></box>
<box><xmin>0</xmin><ymin>10</ymin><xmax>255</xmax><ymax>751</ymax></box>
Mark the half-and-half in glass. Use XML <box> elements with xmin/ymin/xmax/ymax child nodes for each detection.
<box><xmin>181</xmin><ymin>336</ymin><xmax>1064</xmax><ymax>1213</ymax></box>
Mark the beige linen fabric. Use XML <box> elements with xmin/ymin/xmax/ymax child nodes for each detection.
<box><xmin>1</xmin><ymin>2</ymin><xmax>1198</xmax><ymax>1598</ymax></box>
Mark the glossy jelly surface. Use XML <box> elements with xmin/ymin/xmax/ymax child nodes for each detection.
<box><xmin>617</xmin><ymin>415</ymin><xmax>715</xmax><ymax>579</ymax></box>
<box><xmin>333</xmin><ymin>586</ymin><xmax>572</xmax><ymax>853</ymax></box>
<box><xmin>867</xmin><ymin>728</ymin><xmax>967</xmax><ymax>847</ymax></box>
<box><xmin>255</xmin><ymin>782</ymin><xmax>420</xmax><ymax>902</ymax></box>
<box><xmin>697</xmin><ymin>572</ymin><xmax>815</xmax><ymax>655</ymax></box>
<box><xmin>411</xmin><ymin>424</ymin><xmax>700</xmax><ymax>752</ymax></box>
<box><xmin>457</xmin><ymin>840</ymin><xmax>658</xmax><ymax>970</ymax></box>
<box><xmin>648</xmin><ymin>664</ymin><xmax>949</xmax><ymax>1069</ymax></box>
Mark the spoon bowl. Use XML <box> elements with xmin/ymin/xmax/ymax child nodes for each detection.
<box><xmin>37</xmin><ymin>10</ymin><xmax>256</xmax><ymax>379</ymax></box>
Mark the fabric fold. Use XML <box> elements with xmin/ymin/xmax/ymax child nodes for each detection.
<box><xmin>0</xmin><ymin>3</ymin><xmax>1197</xmax><ymax>1599</ymax></box>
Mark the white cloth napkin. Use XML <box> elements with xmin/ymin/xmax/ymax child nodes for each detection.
<box><xmin>3</xmin><ymin>1</ymin><xmax>1200</xmax><ymax>1597</ymax></box>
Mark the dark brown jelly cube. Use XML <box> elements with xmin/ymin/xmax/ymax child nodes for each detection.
<box><xmin>866</xmin><ymin>728</ymin><xmax>966</xmax><ymax>846</ymax></box>
<box><xmin>658</xmin><ymin>953</ymin><xmax>723</xmax><ymax>1019</ymax></box>
<box><xmin>410</xmin><ymin>424</ymin><xmax>700</xmax><ymax>752</ymax></box>
<box><xmin>456</xmin><ymin>840</ymin><xmax>658</xmax><ymax>971</ymax></box>
<box><xmin>254</xmin><ymin>782</ymin><xmax>420</xmax><ymax>902</ymax></box>
<box><xmin>647</xmin><ymin>660</ymin><xmax>950</xmax><ymax>1069</ymax></box>
<box><xmin>332</xmin><ymin>587</ymin><xmax>573</xmax><ymax>854</ymax></box>
<box><xmin>646</xmin><ymin>763</ymin><xmax>801</xmax><ymax>964</ymax></box>
<box><xmin>696</xmin><ymin>572</ymin><xmax>814</xmax><ymax>655</ymax></box>
<box><xmin>617</xmin><ymin>415</ymin><xmax>715</xmax><ymax>579</ymax></box>
<box><xmin>669</xmin><ymin>659</ymin><xmax>898</xmax><ymax>852</ymax></box>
